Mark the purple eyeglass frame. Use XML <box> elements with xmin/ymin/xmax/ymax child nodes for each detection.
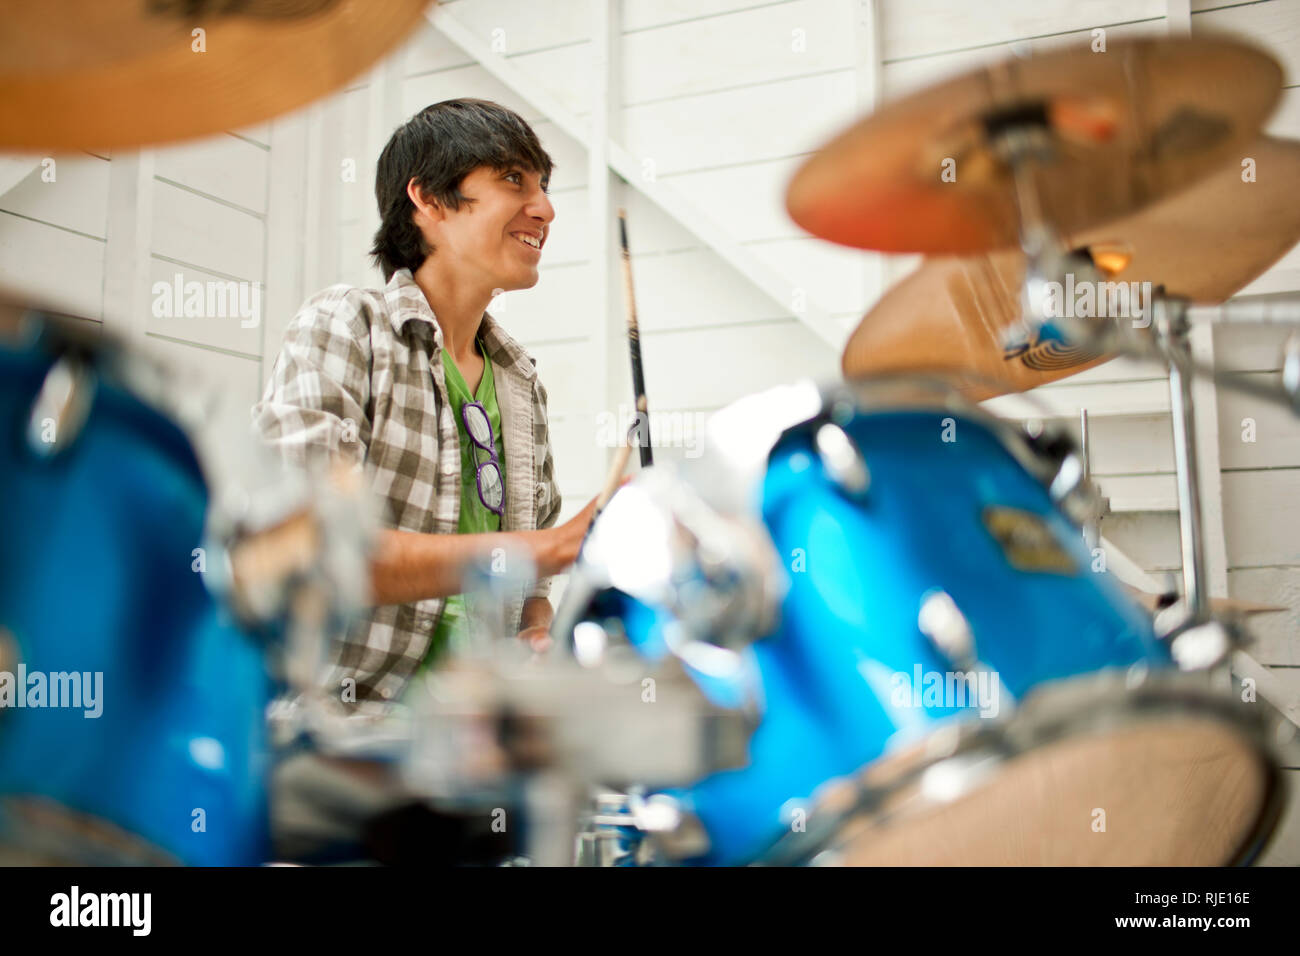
<box><xmin>462</xmin><ymin>400</ymin><xmax>504</xmax><ymax>517</ymax></box>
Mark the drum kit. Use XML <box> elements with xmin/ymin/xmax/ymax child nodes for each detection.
<box><xmin>3</xmin><ymin>29</ymin><xmax>1300</xmax><ymax>867</ymax></box>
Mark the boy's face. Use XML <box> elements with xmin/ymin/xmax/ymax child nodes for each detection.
<box><xmin>414</xmin><ymin>164</ymin><xmax>554</xmax><ymax>292</ymax></box>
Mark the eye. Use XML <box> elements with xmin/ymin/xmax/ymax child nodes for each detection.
<box><xmin>504</xmin><ymin>171</ymin><xmax>523</xmax><ymax>185</ymax></box>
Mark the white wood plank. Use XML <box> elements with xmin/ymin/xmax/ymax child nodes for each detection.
<box><xmin>1227</xmin><ymin>566</ymin><xmax>1300</xmax><ymax>665</ymax></box>
<box><xmin>620</xmin><ymin>0</ymin><xmax>857</xmax><ymax>105</ymax></box>
<box><xmin>151</xmin><ymin>181</ymin><xmax>265</xmax><ymax>282</ymax></box>
<box><xmin>638</xmin><ymin>319</ymin><xmax>839</xmax><ymax>409</ymax></box>
<box><xmin>1193</xmin><ymin>0</ymin><xmax>1300</xmax><ymax>84</ymax></box>
<box><xmin>1079</xmin><ymin>413</ymin><xmax>1177</xmax><ymax>475</ymax></box>
<box><xmin>143</xmin><ymin>260</ymin><xmax>262</xmax><ymax>358</ymax></box>
<box><xmin>1231</xmin><ymin>653</ymin><xmax>1300</xmax><ymax>728</ymax></box>
<box><xmin>1213</xmin><ymin>316</ymin><xmax>1292</xmax><ymax>372</ymax></box>
<box><xmin>1264</xmin><ymin>83</ymin><xmax>1300</xmax><ymax>139</ymax></box>
<box><xmin>879</xmin><ymin>0</ymin><xmax>1165</xmax><ymax>62</ymax></box>
<box><xmin>985</xmin><ymin>378</ymin><xmax>1172</xmax><ymax>419</ymax></box>
<box><xmin>1223</xmin><ymin>469</ymin><xmax>1300</xmax><ymax>567</ymax></box>
<box><xmin>154</xmin><ymin>133</ymin><xmax>269</xmax><ymax>215</ymax></box>
<box><xmin>103</xmin><ymin>150</ymin><xmax>155</xmax><ymax>342</ymax></box>
<box><xmin>529</xmin><ymin>318</ymin><xmax>838</xmax><ymax>418</ymax></box>
<box><xmin>337</xmin><ymin>219</ymin><xmax>383</xmax><ymax>291</ymax></box>
<box><xmin>302</xmin><ymin>98</ymin><xmax>343</xmax><ymax>295</ymax></box>
<box><xmin>139</xmin><ymin>336</ymin><xmax>265</xmax><ymax>491</ymax></box>
<box><xmin>882</xmin><ymin>18</ymin><xmax>1168</xmax><ymax>99</ymax></box>
<box><xmin>1103</xmin><ymin>512</ymin><xmax>1184</xmax><ymax>572</ymax></box>
<box><xmin>263</xmin><ymin>113</ymin><xmax>309</xmax><ymax>379</ymax></box>
<box><xmin>623</xmin><ymin>69</ymin><xmax>857</xmax><ymax>177</ymax></box>
<box><xmin>403</xmin><ymin>46</ymin><xmax>592</xmax><ymax>122</ymax></box>
<box><xmin>1096</xmin><ymin>472</ymin><xmax>1179</xmax><ymax>512</ymax></box>
<box><xmin>1217</xmin><ymin>371</ymin><xmax>1300</xmax><ymax>469</ymax></box>
<box><xmin>1191</xmin><ymin>0</ymin><xmax>1262</xmax><ymax>10</ymax></box>
<box><xmin>547</xmin><ymin>411</ymin><xmax>607</xmax><ymax>495</ymax></box>
<box><xmin>0</xmin><ymin>153</ymin><xmax>109</xmax><ymax>238</ymax></box>
<box><xmin>404</xmin><ymin>63</ymin><xmax>545</xmax><ymax>126</ymax></box>
<box><xmin>0</xmin><ymin>215</ymin><xmax>104</xmax><ymax>318</ymax></box>
<box><xmin>535</xmin><ymin>186</ymin><xmax>589</xmax><ymax>265</ymax></box>
<box><xmin>657</xmin><ymin>155</ymin><xmax>804</xmax><ymax>243</ymax></box>
<box><xmin>533</xmin><ymin>119</ymin><xmax>589</xmax><ymax>192</ymax></box>
<box><xmin>400</xmin><ymin>16</ymin><xmax>476</xmax><ymax>74</ymax></box>
<box><xmin>496</xmin><ymin>261</ymin><xmax>595</xmax><ymax>344</ymax></box>
<box><xmin>1042</xmin><ymin>356</ymin><xmax>1166</xmax><ymax>386</ymax></box>
<box><xmin>621</xmin><ymin>0</ymin><xmax>767</xmax><ymax>32</ymax></box>
<box><xmin>745</xmin><ymin>236</ymin><xmax>871</xmax><ymax>315</ymax></box>
<box><xmin>619</xmin><ymin>247</ymin><xmax>789</xmax><ymax>333</ymax></box>
<box><xmin>338</xmin><ymin>87</ymin><xmax>370</xmax><ymax>224</ymax></box>
<box><xmin>233</xmin><ymin>121</ymin><xmax>271</xmax><ymax>148</ymax></box>
<box><xmin>0</xmin><ymin>157</ymin><xmax>40</xmax><ymax>198</ymax></box>
<box><xmin>427</xmin><ymin>0</ymin><xmax>590</xmax><ymax>56</ymax></box>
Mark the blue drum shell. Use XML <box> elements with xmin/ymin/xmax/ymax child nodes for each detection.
<box><xmin>668</xmin><ymin>408</ymin><xmax>1165</xmax><ymax>866</ymax></box>
<box><xmin>0</xmin><ymin>344</ymin><xmax>270</xmax><ymax>866</ymax></box>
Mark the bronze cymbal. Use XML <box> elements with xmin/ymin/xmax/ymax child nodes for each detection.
<box><xmin>787</xmin><ymin>36</ymin><xmax>1282</xmax><ymax>255</ymax></box>
<box><xmin>0</xmin><ymin>0</ymin><xmax>434</xmax><ymax>150</ymax></box>
<box><xmin>842</xmin><ymin>137</ymin><xmax>1300</xmax><ymax>398</ymax></box>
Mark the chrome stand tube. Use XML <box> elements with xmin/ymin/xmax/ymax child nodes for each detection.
<box><xmin>1157</xmin><ymin>297</ymin><xmax>1210</xmax><ymax>625</ymax></box>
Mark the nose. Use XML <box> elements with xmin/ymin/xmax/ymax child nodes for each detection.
<box><xmin>527</xmin><ymin>186</ymin><xmax>555</xmax><ymax>225</ymax></box>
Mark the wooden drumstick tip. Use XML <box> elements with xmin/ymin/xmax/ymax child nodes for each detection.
<box><xmin>595</xmin><ymin>442</ymin><xmax>634</xmax><ymax>512</ymax></box>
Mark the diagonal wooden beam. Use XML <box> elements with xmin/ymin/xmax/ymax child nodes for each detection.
<box><xmin>0</xmin><ymin>157</ymin><xmax>40</xmax><ymax>199</ymax></box>
<box><xmin>425</xmin><ymin>5</ymin><xmax>846</xmax><ymax>351</ymax></box>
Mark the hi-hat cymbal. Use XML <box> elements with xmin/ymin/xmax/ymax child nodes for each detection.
<box><xmin>0</xmin><ymin>0</ymin><xmax>433</xmax><ymax>150</ymax></box>
<box><xmin>787</xmin><ymin>36</ymin><xmax>1282</xmax><ymax>255</ymax></box>
<box><xmin>842</xmin><ymin>137</ymin><xmax>1300</xmax><ymax>398</ymax></box>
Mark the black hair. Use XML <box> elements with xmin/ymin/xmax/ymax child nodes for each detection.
<box><xmin>370</xmin><ymin>98</ymin><xmax>554</xmax><ymax>282</ymax></box>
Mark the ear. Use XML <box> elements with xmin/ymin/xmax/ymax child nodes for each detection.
<box><xmin>406</xmin><ymin>178</ymin><xmax>443</xmax><ymax>223</ymax></box>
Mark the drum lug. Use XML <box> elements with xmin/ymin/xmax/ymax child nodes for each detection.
<box><xmin>918</xmin><ymin>590</ymin><xmax>977</xmax><ymax>671</ymax></box>
<box><xmin>814</xmin><ymin>421</ymin><xmax>869</xmax><ymax>497</ymax></box>
<box><xmin>577</xmin><ymin>791</ymin><xmax>710</xmax><ymax>865</ymax></box>
<box><xmin>1156</xmin><ymin>612</ymin><xmax>1241</xmax><ymax>671</ymax></box>
<box><xmin>1025</xmin><ymin>426</ymin><xmax>1105</xmax><ymax>527</ymax></box>
<box><xmin>26</xmin><ymin>354</ymin><xmax>96</xmax><ymax>458</ymax></box>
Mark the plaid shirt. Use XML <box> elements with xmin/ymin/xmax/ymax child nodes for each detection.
<box><xmin>252</xmin><ymin>267</ymin><xmax>562</xmax><ymax>704</ymax></box>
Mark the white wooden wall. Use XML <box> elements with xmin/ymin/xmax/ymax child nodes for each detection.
<box><xmin>2</xmin><ymin>0</ymin><xmax>1297</xmax><ymax>863</ymax></box>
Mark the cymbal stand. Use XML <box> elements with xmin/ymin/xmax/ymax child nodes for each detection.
<box><xmin>1150</xmin><ymin>295</ymin><xmax>1211</xmax><ymax>626</ymax></box>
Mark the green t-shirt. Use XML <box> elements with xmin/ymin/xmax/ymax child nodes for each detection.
<box><xmin>415</xmin><ymin>338</ymin><xmax>506</xmax><ymax>673</ymax></box>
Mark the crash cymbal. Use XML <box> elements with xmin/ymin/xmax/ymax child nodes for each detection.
<box><xmin>787</xmin><ymin>36</ymin><xmax>1282</xmax><ymax>255</ymax></box>
<box><xmin>0</xmin><ymin>0</ymin><xmax>433</xmax><ymax>150</ymax></box>
<box><xmin>842</xmin><ymin>137</ymin><xmax>1300</xmax><ymax>398</ymax></box>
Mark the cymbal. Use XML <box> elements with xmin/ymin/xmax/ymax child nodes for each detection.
<box><xmin>0</xmin><ymin>0</ymin><xmax>433</xmax><ymax>150</ymax></box>
<box><xmin>842</xmin><ymin>137</ymin><xmax>1300</xmax><ymax>398</ymax></box>
<box><xmin>787</xmin><ymin>36</ymin><xmax>1282</xmax><ymax>255</ymax></box>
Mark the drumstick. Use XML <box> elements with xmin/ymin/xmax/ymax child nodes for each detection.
<box><xmin>618</xmin><ymin>209</ymin><xmax>654</xmax><ymax>468</ymax></box>
<box><xmin>575</xmin><ymin>438</ymin><xmax>632</xmax><ymax>559</ymax></box>
<box><xmin>595</xmin><ymin>441</ymin><xmax>634</xmax><ymax>514</ymax></box>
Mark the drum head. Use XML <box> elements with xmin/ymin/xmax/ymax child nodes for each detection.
<box><xmin>827</xmin><ymin>716</ymin><xmax>1277</xmax><ymax>866</ymax></box>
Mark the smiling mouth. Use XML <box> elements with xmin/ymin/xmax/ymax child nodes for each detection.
<box><xmin>512</xmin><ymin>232</ymin><xmax>542</xmax><ymax>251</ymax></box>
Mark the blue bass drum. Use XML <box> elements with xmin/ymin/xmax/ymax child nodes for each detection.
<box><xmin>0</xmin><ymin>316</ymin><xmax>271</xmax><ymax>865</ymax></box>
<box><xmin>562</xmin><ymin>379</ymin><xmax>1283</xmax><ymax>866</ymax></box>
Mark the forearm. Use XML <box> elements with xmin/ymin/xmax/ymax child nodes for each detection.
<box><xmin>368</xmin><ymin>527</ymin><xmax>561</xmax><ymax>606</ymax></box>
